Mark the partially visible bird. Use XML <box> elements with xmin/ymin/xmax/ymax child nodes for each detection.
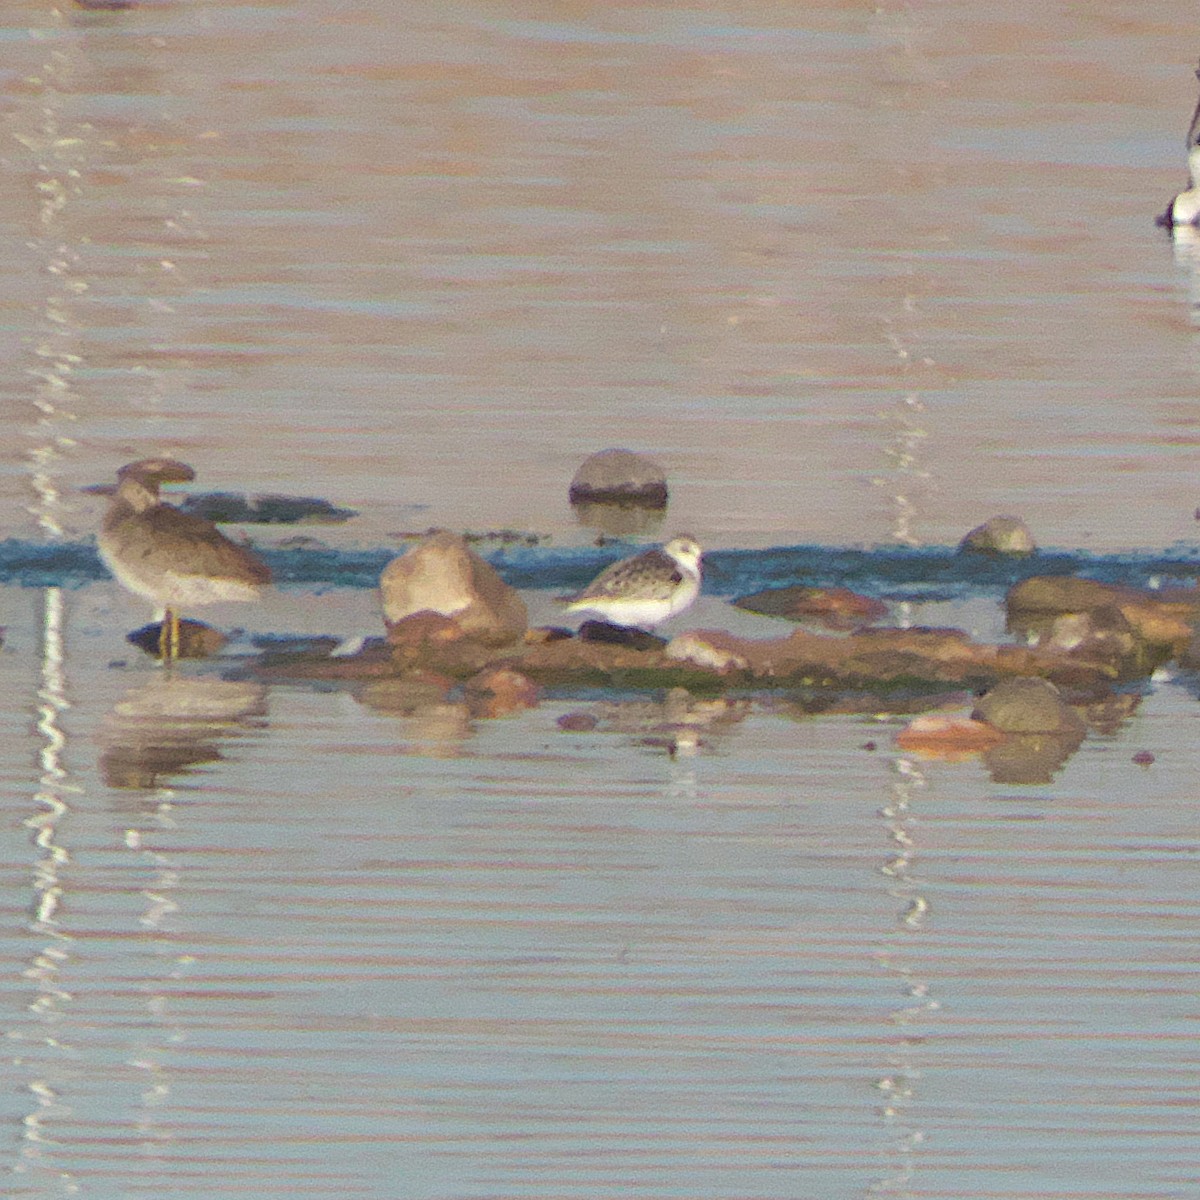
<box><xmin>1159</xmin><ymin>61</ymin><xmax>1200</xmax><ymax>228</ymax></box>
<box><xmin>563</xmin><ymin>535</ymin><xmax>703</xmax><ymax>629</ymax></box>
<box><xmin>98</xmin><ymin>458</ymin><xmax>272</xmax><ymax>661</ymax></box>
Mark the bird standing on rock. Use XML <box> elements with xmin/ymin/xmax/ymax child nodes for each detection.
<box><xmin>98</xmin><ymin>458</ymin><xmax>272</xmax><ymax>661</ymax></box>
<box><xmin>563</xmin><ymin>535</ymin><xmax>703</xmax><ymax>630</ymax></box>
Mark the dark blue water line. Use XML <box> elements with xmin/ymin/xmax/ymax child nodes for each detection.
<box><xmin>3</xmin><ymin>537</ymin><xmax>1200</xmax><ymax>599</ymax></box>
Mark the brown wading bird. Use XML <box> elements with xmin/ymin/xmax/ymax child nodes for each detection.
<box><xmin>99</xmin><ymin>459</ymin><xmax>272</xmax><ymax>661</ymax></box>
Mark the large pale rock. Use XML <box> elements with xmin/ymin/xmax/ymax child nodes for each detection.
<box><xmin>380</xmin><ymin>530</ymin><xmax>527</xmax><ymax>647</ymax></box>
<box><xmin>665</xmin><ymin>630</ymin><xmax>750</xmax><ymax>673</ymax></box>
<box><xmin>568</xmin><ymin>449</ymin><xmax>668</xmax><ymax>507</ymax></box>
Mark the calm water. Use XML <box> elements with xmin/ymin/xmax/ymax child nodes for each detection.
<box><xmin>2</xmin><ymin>2</ymin><xmax>1200</xmax><ymax>1198</ymax></box>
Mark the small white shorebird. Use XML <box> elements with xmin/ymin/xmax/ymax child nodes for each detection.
<box><xmin>99</xmin><ymin>458</ymin><xmax>272</xmax><ymax>661</ymax></box>
<box><xmin>1160</xmin><ymin>61</ymin><xmax>1200</xmax><ymax>228</ymax></box>
<box><xmin>563</xmin><ymin>535</ymin><xmax>703</xmax><ymax>629</ymax></box>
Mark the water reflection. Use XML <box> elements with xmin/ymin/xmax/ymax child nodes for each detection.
<box><xmin>571</xmin><ymin>499</ymin><xmax>666</xmax><ymax>539</ymax></box>
<box><xmin>873</xmin><ymin>754</ymin><xmax>935</xmax><ymax>1195</ymax></box>
<box><xmin>98</xmin><ymin>675</ymin><xmax>267</xmax><ymax>791</ymax></box>
<box><xmin>356</xmin><ymin>677</ymin><xmax>472</xmax><ymax>757</ymax></box>
<box><xmin>1170</xmin><ymin>225</ymin><xmax>1200</xmax><ymax>318</ymax></box>
<box><xmin>980</xmin><ymin>729</ymin><xmax>1084</xmax><ymax>785</ymax></box>
<box><xmin>17</xmin><ymin>588</ymin><xmax>76</xmax><ymax>1188</ymax></box>
<box><xmin>583</xmin><ymin>687</ymin><xmax>751</xmax><ymax>756</ymax></box>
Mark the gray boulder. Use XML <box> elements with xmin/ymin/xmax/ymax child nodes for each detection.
<box><xmin>568</xmin><ymin>449</ymin><xmax>668</xmax><ymax>507</ymax></box>
<box><xmin>959</xmin><ymin>516</ymin><xmax>1036</xmax><ymax>556</ymax></box>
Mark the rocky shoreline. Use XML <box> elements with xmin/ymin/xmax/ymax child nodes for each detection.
<box><xmin>177</xmin><ymin>525</ymin><xmax>1193</xmax><ymax>782</ymax></box>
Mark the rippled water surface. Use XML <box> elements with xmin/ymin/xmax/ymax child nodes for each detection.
<box><xmin>2</xmin><ymin>2</ymin><xmax>1200</xmax><ymax>1198</ymax></box>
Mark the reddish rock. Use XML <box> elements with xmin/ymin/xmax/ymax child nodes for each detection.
<box><xmin>386</xmin><ymin>611</ymin><xmax>469</xmax><ymax>649</ymax></box>
<box><xmin>385</xmin><ymin>612</ymin><xmax>498</xmax><ymax>675</ymax></box>
<box><xmin>557</xmin><ymin>711</ymin><xmax>599</xmax><ymax>732</ymax></box>
<box><xmin>733</xmin><ymin>584</ymin><xmax>888</xmax><ymax>628</ymax></box>
<box><xmin>246</xmin><ymin>612</ymin><xmax>1123</xmax><ymax>702</ymax></box>
<box><xmin>895</xmin><ymin>716</ymin><xmax>1005</xmax><ymax>755</ymax></box>
<box><xmin>464</xmin><ymin>666</ymin><xmax>541</xmax><ymax>719</ymax></box>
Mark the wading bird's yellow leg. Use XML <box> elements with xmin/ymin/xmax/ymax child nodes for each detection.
<box><xmin>159</xmin><ymin>608</ymin><xmax>179</xmax><ymax>663</ymax></box>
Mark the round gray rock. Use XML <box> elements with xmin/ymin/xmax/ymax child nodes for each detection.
<box><xmin>958</xmin><ymin>516</ymin><xmax>1036</xmax><ymax>556</ymax></box>
<box><xmin>971</xmin><ymin>677</ymin><xmax>1085</xmax><ymax>736</ymax></box>
<box><xmin>568</xmin><ymin>449</ymin><xmax>668</xmax><ymax>507</ymax></box>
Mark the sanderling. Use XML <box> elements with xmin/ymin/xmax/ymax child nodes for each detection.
<box><xmin>563</xmin><ymin>535</ymin><xmax>703</xmax><ymax>629</ymax></box>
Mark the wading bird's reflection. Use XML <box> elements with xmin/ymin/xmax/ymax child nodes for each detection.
<box><xmin>99</xmin><ymin>676</ymin><xmax>267</xmax><ymax>790</ymax></box>
<box><xmin>562</xmin><ymin>688</ymin><xmax>751</xmax><ymax>757</ymax></box>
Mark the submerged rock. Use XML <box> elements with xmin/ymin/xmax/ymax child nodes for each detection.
<box><xmin>380</xmin><ymin>530</ymin><xmax>528</xmax><ymax>647</ymax></box>
<box><xmin>896</xmin><ymin>677</ymin><xmax>1089</xmax><ymax>782</ymax></box>
<box><xmin>895</xmin><ymin>716</ymin><xmax>1005</xmax><ymax>755</ymax></box>
<box><xmin>177</xmin><ymin>492</ymin><xmax>357</xmax><ymax>525</ymax></box>
<box><xmin>1007</xmin><ymin>575</ymin><xmax>1195</xmax><ymax>665</ymax></box>
<box><xmin>557</xmin><ymin>711</ymin><xmax>599</xmax><ymax>732</ymax></box>
<box><xmin>464</xmin><ymin>666</ymin><xmax>541</xmax><ymax>719</ymax></box>
<box><xmin>128</xmin><ymin>619</ymin><xmax>227</xmax><ymax>660</ymax></box>
<box><xmin>354</xmin><ymin>672</ymin><xmax>454</xmax><ymax>717</ymax></box>
<box><xmin>253</xmin><ymin>613</ymin><xmax>1122</xmax><ymax>711</ymax></box>
<box><xmin>733</xmin><ymin>585</ymin><xmax>887</xmax><ymax>628</ymax></box>
<box><xmin>971</xmin><ymin>676</ymin><xmax>1085</xmax><ymax>736</ymax></box>
<box><xmin>568</xmin><ymin>449</ymin><xmax>668</xmax><ymax>508</ymax></box>
<box><xmin>578</xmin><ymin>620</ymin><xmax>665</xmax><ymax>652</ymax></box>
<box><xmin>585</xmin><ymin>688</ymin><xmax>752</xmax><ymax>756</ymax></box>
<box><xmin>958</xmin><ymin>516</ymin><xmax>1036</xmax><ymax>556</ymax></box>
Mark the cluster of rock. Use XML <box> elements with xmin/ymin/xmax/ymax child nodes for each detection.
<box><xmin>114</xmin><ymin>471</ymin><xmax>1178</xmax><ymax>780</ymax></box>
<box><xmin>239</xmin><ymin>511</ymin><xmax>1191</xmax><ymax>779</ymax></box>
